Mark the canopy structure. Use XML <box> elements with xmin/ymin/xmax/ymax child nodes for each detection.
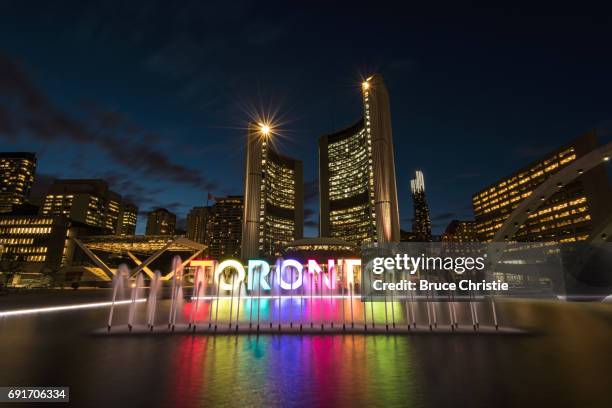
<box><xmin>71</xmin><ymin>235</ymin><xmax>206</xmax><ymax>281</ymax></box>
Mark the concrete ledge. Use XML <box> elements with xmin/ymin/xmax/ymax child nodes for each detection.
<box><xmin>95</xmin><ymin>323</ymin><xmax>527</xmax><ymax>336</ymax></box>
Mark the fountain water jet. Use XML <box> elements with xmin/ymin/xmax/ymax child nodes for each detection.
<box><xmin>228</xmin><ymin>273</ymin><xmax>236</xmax><ymax>329</ymax></box>
<box><xmin>107</xmin><ymin>264</ymin><xmax>129</xmax><ymax>331</ymax></box>
<box><xmin>191</xmin><ymin>281</ymin><xmax>203</xmax><ymax>332</ymax></box>
<box><xmin>276</xmin><ymin>265</ymin><xmax>281</xmax><ymax>331</ymax></box>
<box><xmin>235</xmin><ymin>280</ymin><xmax>242</xmax><ymax>332</ymax></box>
<box><xmin>319</xmin><ymin>271</ymin><xmax>324</xmax><ymax>331</ymax></box>
<box><xmin>256</xmin><ymin>267</ymin><xmax>262</xmax><ymax>332</ymax></box>
<box><xmin>189</xmin><ymin>266</ymin><xmax>203</xmax><ymax>329</ymax></box>
<box><xmin>289</xmin><ymin>266</ymin><xmax>294</xmax><ymax>329</ymax></box>
<box><xmin>309</xmin><ymin>271</ymin><xmax>314</xmax><ymax>328</ymax></box>
<box><xmin>349</xmin><ymin>282</ymin><xmax>355</xmax><ymax>329</ymax></box>
<box><xmin>299</xmin><ymin>272</ymin><xmax>304</xmax><ymax>331</ymax></box>
<box><xmin>168</xmin><ymin>256</ymin><xmax>184</xmax><ymax>331</ymax></box>
<box><xmin>128</xmin><ymin>273</ymin><xmax>144</xmax><ymax>331</ymax></box>
<box><xmin>213</xmin><ymin>273</ymin><xmax>221</xmax><ymax>331</ymax></box>
<box><xmin>146</xmin><ymin>270</ymin><xmax>161</xmax><ymax>330</ymax></box>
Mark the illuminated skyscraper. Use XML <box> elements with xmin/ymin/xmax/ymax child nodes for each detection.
<box><xmin>319</xmin><ymin>74</ymin><xmax>400</xmax><ymax>246</ymax></box>
<box><xmin>410</xmin><ymin>170</ymin><xmax>432</xmax><ymax>241</ymax></box>
<box><xmin>0</xmin><ymin>152</ymin><xmax>36</xmax><ymax>213</ymax></box>
<box><xmin>242</xmin><ymin>122</ymin><xmax>304</xmax><ymax>259</ymax></box>
<box><xmin>208</xmin><ymin>196</ymin><xmax>243</xmax><ymax>260</ymax></box>
<box><xmin>472</xmin><ymin>131</ymin><xmax>612</xmax><ymax>242</ymax></box>
<box><xmin>186</xmin><ymin>206</ymin><xmax>210</xmax><ymax>244</ymax></box>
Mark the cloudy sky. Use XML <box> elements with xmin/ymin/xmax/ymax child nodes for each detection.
<box><xmin>1</xmin><ymin>1</ymin><xmax>611</xmax><ymax>234</ymax></box>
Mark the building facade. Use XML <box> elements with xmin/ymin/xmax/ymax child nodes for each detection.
<box><xmin>0</xmin><ymin>215</ymin><xmax>70</xmax><ymax>271</ymax></box>
<box><xmin>319</xmin><ymin>74</ymin><xmax>401</xmax><ymax>246</ymax></box>
<box><xmin>41</xmin><ymin>179</ymin><xmax>127</xmax><ymax>235</ymax></box>
<box><xmin>0</xmin><ymin>152</ymin><xmax>36</xmax><ymax>213</ymax></box>
<box><xmin>186</xmin><ymin>206</ymin><xmax>210</xmax><ymax>244</ymax></box>
<box><xmin>472</xmin><ymin>131</ymin><xmax>612</xmax><ymax>242</ymax></box>
<box><xmin>0</xmin><ymin>214</ymin><xmax>108</xmax><ymax>285</ymax></box>
<box><xmin>410</xmin><ymin>170</ymin><xmax>432</xmax><ymax>241</ymax></box>
<box><xmin>442</xmin><ymin>220</ymin><xmax>477</xmax><ymax>242</ymax></box>
<box><xmin>145</xmin><ymin>208</ymin><xmax>176</xmax><ymax>236</ymax></box>
<box><xmin>208</xmin><ymin>196</ymin><xmax>243</xmax><ymax>259</ymax></box>
<box><xmin>242</xmin><ymin>123</ymin><xmax>304</xmax><ymax>259</ymax></box>
<box><xmin>117</xmin><ymin>203</ymin><xmax>138</xmax><ymax>236</ymax></box>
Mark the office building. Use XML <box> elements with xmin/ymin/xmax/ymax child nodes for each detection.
<box><xmin>117</xmin><ymin>203</ymin><xmax>138</xmax><ymax>236</ymax></box>
<box><xmin>186</xmin><ymin>206</ymin><xmax>210</xmax><ymax>244</ymax></box>
<box><xmin>41</xmin><ymin>179</ymin><xmax>126</xmax><ymax>235</ymax></box>
<box><xmin>208</xmin><ymin>196</ymin><xmax>243</xmax><ymax>259</ymax></box>
<box><xmin>442</xmin><ymin>220</ymin><xmax>477</xmax><ymax>242</ymax></box>
<box><xmin>146</xmin><ymin>208</ymin><xmax>176</xmax><ymax>236</ymax></box>
<box><xmin>104</xmin><ymin>191</ymin><xmax>122</xmax><ymax>233</ymax></box>
<box><xmin>0</xmin><ymin>215</ymin><xmax>69</xmax><ymax>269</ymax></box>
<box><xmin>242</xmin><ymin>123</ymin><xmax>303</xmax><ymax>259</ymax></box>
<box><xmin>319</xmin><ymin>74</ymin><xmax>400</xmax><ymax>246</ymax></box>
<box><xmin>410</xmin><ymin>170</ymin><xmax>432</xmax><ymax>241</ymax></box>
<box><xmin>472</xmin><ymin>131</ymin><xmax>612</xmax><ymax>242</ymax></box>
<box><xmin>0</xmin><ymin>152</ymin><xmax>36</xmax><ymax>213</ymax></box>
<box><xmin>0</xmin><ymin>214</ymin><xmax>104</xmax><ymax>284</ymax></box>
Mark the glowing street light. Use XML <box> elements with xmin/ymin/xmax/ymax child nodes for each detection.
<box><xmin>362</xmin><ymin>81</ymin><xmax>370</xmax><ymax>90</ymax></box>
<box><xmin>258</xmin><ymin>122</ymin><xmax>272</xmax><ymax>138</ymax></box>
<box><xmin>260</xmin><ymin>124</ymin><xmax>271</xmax><ymax>135</ymax></box>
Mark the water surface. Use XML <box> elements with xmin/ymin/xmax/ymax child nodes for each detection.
<box><xmin>0</xmin><ymin>294</ymin><xmax>610</xmax><ymax>407</ymax></box>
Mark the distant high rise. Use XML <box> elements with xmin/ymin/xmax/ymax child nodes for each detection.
<box><xmin>410</xmin><ymin>170</ymin><xmax>432</xmax><ymax>241</ymax></box>
<box><xmin>186</xmin><ymin>206</ymin><xmax>210</xmax><ymax>244</ymax></box>
<box><xmin>117</xmin><ymin>203</ymin><xmax>138</xmax><ymax>236</ymax></box>
<box><xmin>145</xmin><ymin>208</ymin><xmax>176</xmax><ymax>236</ymax></box>
<box><xmin>472</xmin><ymin>131</ymin><xmax>612</xmax><ymax>242</ymax></box>
<box><xmin>104</xmin><ymin>191</ymin><xmax>122</xmax><ymax>233</ymax></box>
<box><xmin>41</xmin><ymin>179</ymin><xmax>124</xmax><ymax>234</ymax></box>
<box><xmin>0</xmin><ymin>152</ymin><xmax>36</xmax><ymax>213</ymax></box>
<box><xmin>319</xmin><ymin>74</ymin><xmax>401</xmax><ymax>246</ymax></box>
<box><xmin>242</xmin><ymin>123</ymin><xmax>304</xmax><ymax>259</ymax></box>
<box><xmin>208</xmin><ymin>196</ymin><xmax>243</xmax><ymax>259</ymax></box>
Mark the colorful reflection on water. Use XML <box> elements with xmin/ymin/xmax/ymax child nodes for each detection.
<box><xmin>163</xmin><ymin>334</ymin><xmax>421</xmax><ymax>407</ymax></box>
<box><xmin>0</xmin><ymin>295</ymin><xmax>610</xmax><ymax>407</ymax></box>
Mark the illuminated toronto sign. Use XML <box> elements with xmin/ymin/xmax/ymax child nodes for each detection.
<box><xmin>189</xmin><ymin>258</ymin><xmax>362</xmax><ymax>292</ymax></box>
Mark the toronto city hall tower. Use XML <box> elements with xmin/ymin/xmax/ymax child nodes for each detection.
<box><xmin>319</xmin><ymin>74</ymin><xmax>401</xmax><ymax>246</ymax></box>
<box><xmin>241</xmin><ymin>123</ymin><xmax>304</xmax><ymax>259</ymax></box>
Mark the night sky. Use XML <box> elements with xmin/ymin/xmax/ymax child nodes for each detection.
<box><xmin>1</xmin><ymin>1</ymin><xmax>611</xmax><ymax>235</ymax></box>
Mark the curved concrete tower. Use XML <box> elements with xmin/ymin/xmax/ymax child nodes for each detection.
<box><xmin>241</xmin><ymin>123</ymin><xmax>303</xmax><ymax>259</ymax></box>
<box><xmin>319</xmin><ymin>74</ymin><xmax>401</xmax><ymax>245</ymax></box>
